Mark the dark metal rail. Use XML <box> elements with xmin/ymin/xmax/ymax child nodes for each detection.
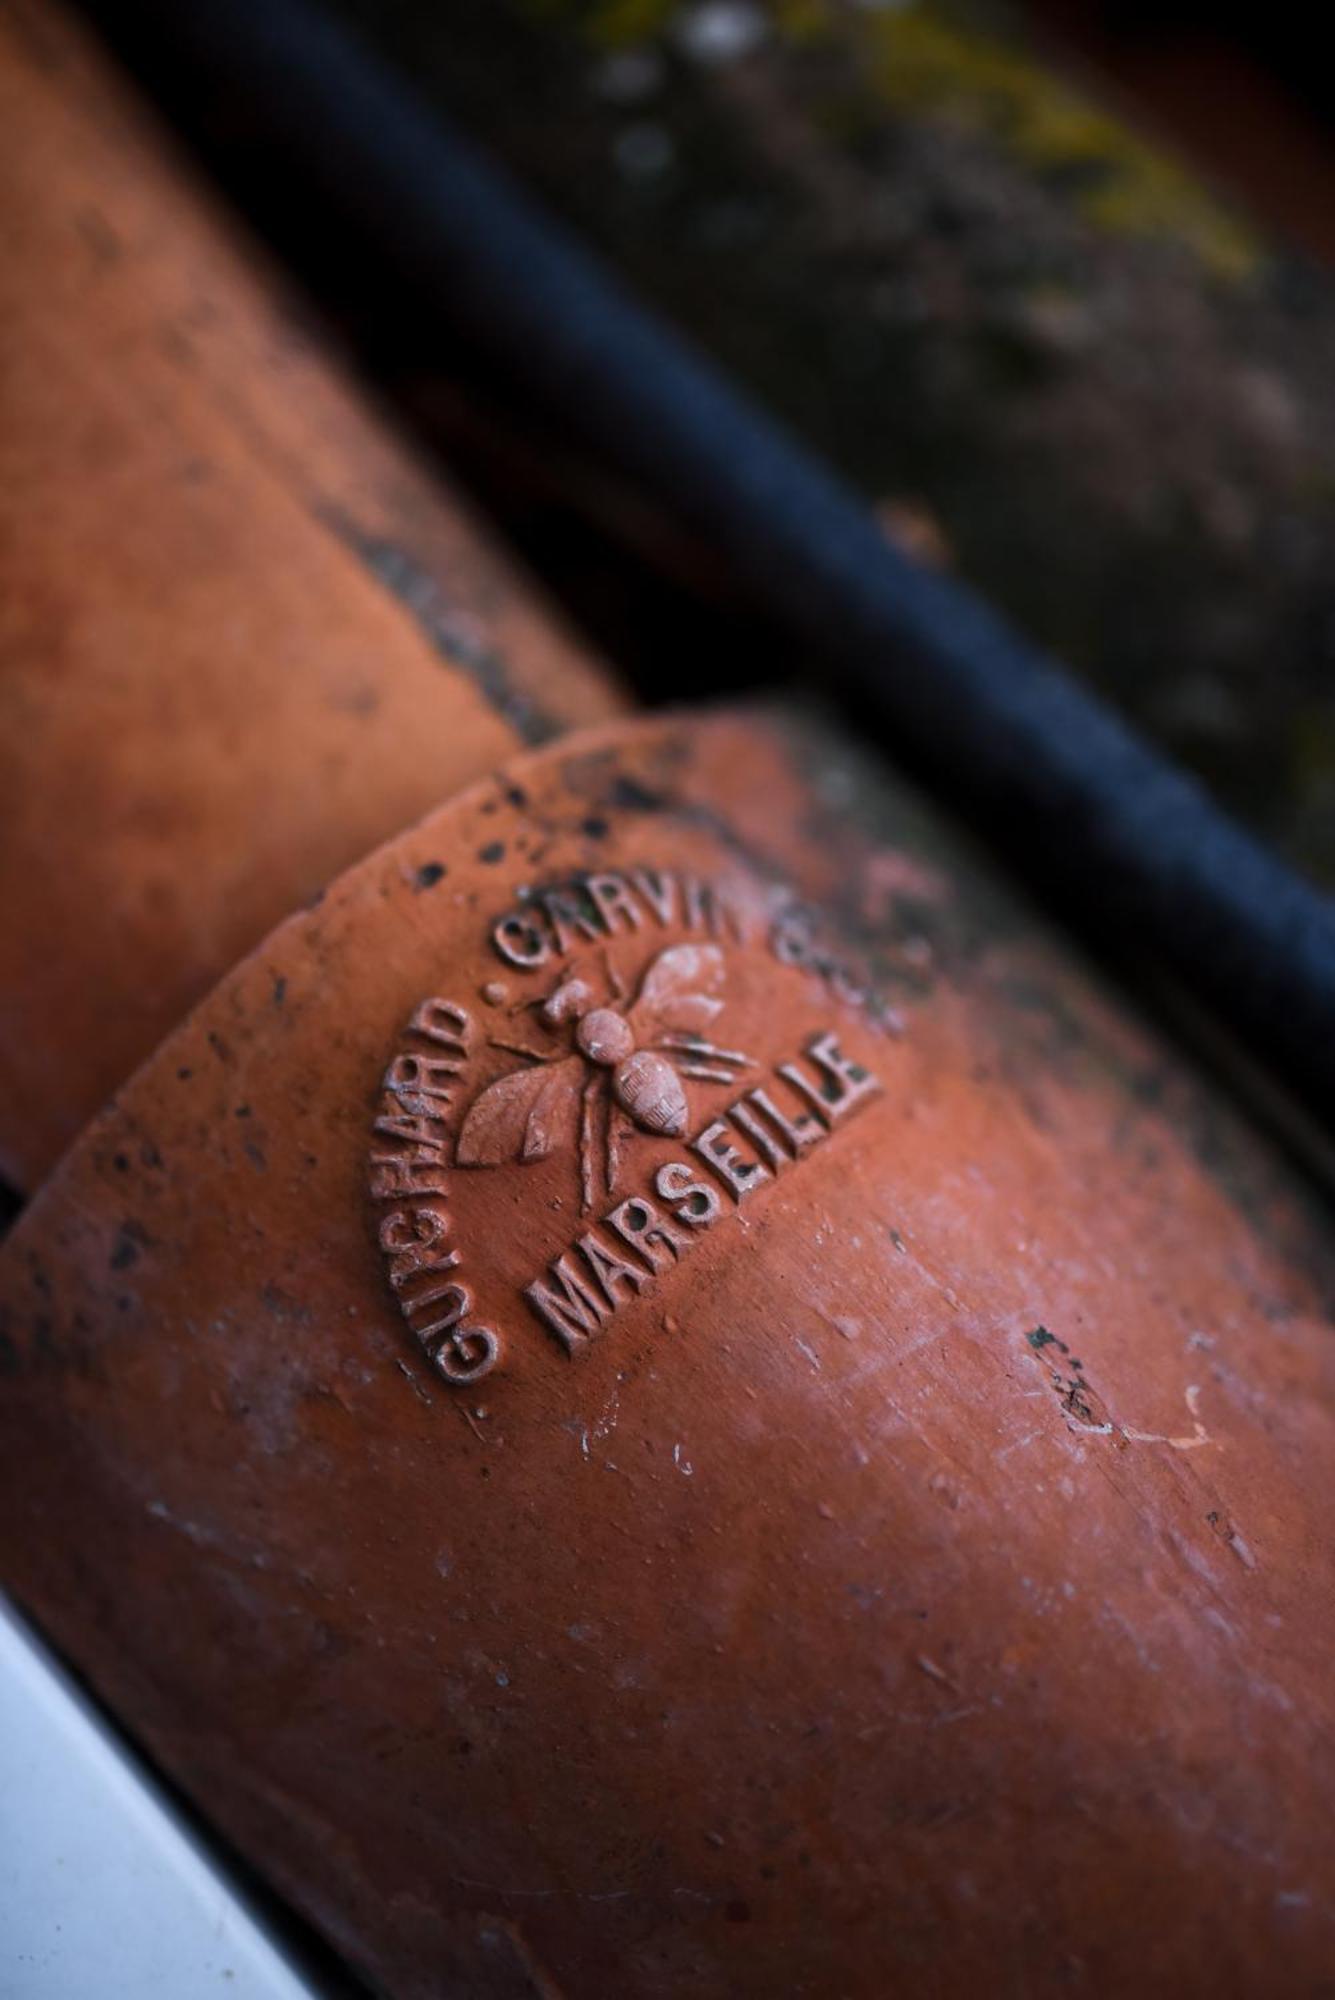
<box><xmin>78</xmin><ymin>0</ymin><xmax>1335</xmax><ymax>1127</ymax></box>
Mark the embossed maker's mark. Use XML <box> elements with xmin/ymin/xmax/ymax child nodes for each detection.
<box><xmin>457</xmin><ymin>943</ymin><xmax>751</xmax><ymax>1213</ymax></box>
<box><xmin>368</xmin><ymin>999</ymin><xmax>500</xmax><ymax>1387</ymax></box>
<box><xmin>523</xmin><ymin>1029</ymin><xmax>880</xmax><ymax>1357</ymax></box>
<box><xmin>489</xmin><ymin>866</ymin><xmax>744</xmax><ymax>970</ymax></box>
<box><xmin>369</xmin><ymin>862</ymin><xmax>895</xmax><ymax>1394</ymax></box>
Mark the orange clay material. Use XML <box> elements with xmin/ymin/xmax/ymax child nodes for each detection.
<box><xmin>2</xmin><ymin>708</ymin><xmax>1334</xmax><ymax>1997</ymax></box>
<box><xmin>0</xmin><ymin>0</ymin><xmax>624</xmax><ymax>1190</ymax></box>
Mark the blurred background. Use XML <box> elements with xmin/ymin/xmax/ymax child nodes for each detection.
<box><xmin>93</xmin><ymin>0</ymin><xmax>1335</xmax><ymax>888</ymax></box>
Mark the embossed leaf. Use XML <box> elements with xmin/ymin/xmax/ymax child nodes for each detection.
<box><xmin>521</xmin><ymin>1061</ymin><xmax>584</xmax><ymax>1161</ymax></box>
<box><xmin>630</xmin><ymin>944</ymin><xmax>725</xmax><ymax>1034</ymax></box>
<box><xmin>456</xmin><ymin>1057</ymin><xmax>582</xmax><ymax>1167</ymax></box>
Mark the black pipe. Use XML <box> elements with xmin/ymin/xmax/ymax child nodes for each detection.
<box><xmin>78</xmin><ymin>0</ymin><xmax>1335</xmax><ymax>1126</ymax></box>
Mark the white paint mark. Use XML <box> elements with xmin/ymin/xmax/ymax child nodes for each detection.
<box><xmin>1122</xmin><ymin>1384</ymin><xmax>1211</xmax><ymax>1451</ymax></box>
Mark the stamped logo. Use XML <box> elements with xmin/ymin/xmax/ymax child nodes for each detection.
<box><xmin>368</xmin><ymin>865</ymin><xmax>889</xmax><ymax>1390</ymax></box>
<box><xmin>457</xmin><ymin>944</ymin><xmax>751</xmax><ymax>1211</ymax></box>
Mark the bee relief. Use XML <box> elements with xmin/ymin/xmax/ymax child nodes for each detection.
<box><xmin>456</xmin><ymin>944</ymin><xmax>752</xmax><ymax>1213</ymax></box>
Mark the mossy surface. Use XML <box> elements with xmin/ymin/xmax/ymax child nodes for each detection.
<box><xmin>861</xmin><ymin>7</ymin><xmax>1259</xmax><ymax>281</ymax></box>
<box><xmin>330</xmin><ymin>0</ymin><xmax>1335</xmax><ymax>885</ymax></box>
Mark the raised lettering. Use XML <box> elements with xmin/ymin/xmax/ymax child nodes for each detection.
<box><xmin>586</xmin><ymin>873</ymin><xmax>644</xmax><ymax>935</ymax></box>
<box><xmin>806</xmin><ymin>1032</ymin><xmax>881</xmax><ymax>1119</ymax></box>
<box><xmin>525</xmin><ymin>1253</ymin><xmax>611</xmax><ymax>1354</ymax></box>
<box><xmin>410</xmin><ymin>1279</ymin><xmax>470</xmax><ymax>1336</ymax></box>
<box><xmin>374</xmin><ymin>1109</ymin><xmax>447</xmax><ymax>1148</ymax></box>
<box><xmin>630</xmin><ymin>868</ymin><xmax>677</xmax><ymax>927</ymax></box>
<box><xmin>368</xmin><ymin>1153</ymin><xmax>448</xmax><ymax>1202</ymax></box>
<box><xmin>380</xmin><ymin>1205</ymin><xmax>457</xmax><ymax>1290</ymax></box>
<box><xmin>432</xmin><ymin>1322</ymin><xmax>500</xmax><ymax>1386</ymax></box>
<box><xmin>727</xmin><ymin>1099</ymin><xmax>788</xmax><ymax>1170</ymax></box>
<box><xmin>409</xmin><ymin>999</ymin><xmax>471</xmax><ymax>1053</ymax></box>
<box><xmin>540</xmin><ymin>889</ymin><xmax>603</xmax><ymax>955</ymax></box>
<box><xmin>654</xmin><ymin>1160</ymin><xmax>723</xmax><ymax>1227</ymax></box>
<box><xmin>692</xmin><ymin>1119</ymin><xmax>770</xmax><ymax>1200</ymax></box>
<box><xmin>578</xmin><ymin>1227</ymin><xmax>650</xmax><ymax>1307</ymax></box>
<box><xmin>492</xmin><ymin>912</ymin><xmax>548</xmax><ymax>968</ymax></box>
<box><xmin>382</xmin><ymin>1052</ymin><xmax>463</xmax><ymax>1116</ymax></box>
<box><xmin>607</xmin><ymin>1195</ymin><xmax>692</xmax><ymax>1271</ymax></box>
<box><xmin>747</xmin><ymin>1084</ymin><xmax>822</xmax><ymax>1154</ymax></box>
